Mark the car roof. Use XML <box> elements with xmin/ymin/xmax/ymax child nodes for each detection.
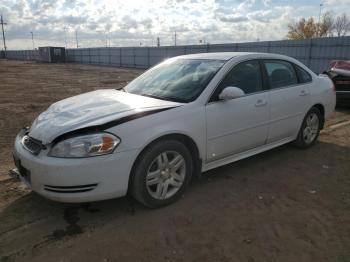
<box><xmin>170</xmin><ymin>52</ymin><xmax>316</xmax><ymax>75</ymax></box>
<box><xmin>175</xmin><ymin>52</ymin><xmax>291</xmax><ymax>61</ymax></box>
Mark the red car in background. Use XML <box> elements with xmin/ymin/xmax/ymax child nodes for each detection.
<box><xmin>325</xmin><ymin>60</ymin><xmax>350</xmax><ymax>106</ymax></box>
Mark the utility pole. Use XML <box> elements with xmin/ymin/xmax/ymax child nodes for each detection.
<box><xmin>0</xmin><ymin>14</ymin><xmax>7</xmax><ymax>53</ymax></box>
<box><xmin>174</xmin><ymin>31</ymin><xmax>177</xmax><ymax>46</ymax></box>
<box><xmin>75</xmin><ymin>30</ymin><xmax>79</xmax><ymax>48</ymax></box>
<box><xmin>64</xmin><ymin>26</ymin><xmax>67</xmax><ymax>48</ymax></box>
<box><xmin>157</xmin><ymin>37</ymin><xmax>160</xmax><ymax>47</ymax></box>
<box><xmin>317</xmin><ymin>3</ymin><xmax>323</xmax><ymax>37</ymax></box>
<box><xmin>30</xmin><ymin>31</ymin><xmax>35</xmax><ymax>50</ymax></box>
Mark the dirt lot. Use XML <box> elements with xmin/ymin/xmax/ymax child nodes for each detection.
<box><xmin>0</xmin><ymin>60</ymin><xmax>349</xmax><ymax>262</ymax></box>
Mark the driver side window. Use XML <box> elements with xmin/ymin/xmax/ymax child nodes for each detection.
<box><xmin>210</xmin><ymin>60</ymin><xmax>263</xmax><ymax>102</ymax></box>
<box><xmin>214</xmin><ymin>60</ymin><xmax>263</xmax><ymax>101</ymax></box>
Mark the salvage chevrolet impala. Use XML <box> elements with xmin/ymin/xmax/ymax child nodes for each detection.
<box><xmin>13</xmin><ymin>52</ymin><xmax>336</xmax><ymax>207</ymax></box>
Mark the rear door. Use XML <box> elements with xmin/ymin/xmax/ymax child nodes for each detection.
<box><xmin>262</xmin><ymin>60</ymin><xmax>311</xmax><ymax>143</ymax></box>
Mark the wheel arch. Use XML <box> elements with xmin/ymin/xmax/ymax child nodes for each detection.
<box><xmin>128</xmin><ymin>133</ymin><xmax>202</xmax><ymax>192</ymax></box>
<box><xmin>312</xmin><ymin>103</ymin><xmax>325</xmax><ymax>129</ymax></box>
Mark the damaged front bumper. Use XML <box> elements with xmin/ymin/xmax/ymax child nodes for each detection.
<box><xmin>13</xmin><ymin>132</ymin><xmax>139</xmax><ymax>203</ymax></box>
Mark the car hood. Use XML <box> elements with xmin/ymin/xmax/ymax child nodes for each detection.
<box><xmin>28</xmin><ymin>89</ymin><xmax>181</xmax><ymax>144</ymax></box>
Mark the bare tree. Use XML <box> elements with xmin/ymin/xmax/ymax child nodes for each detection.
<box><xmin>333</xmin><ymin>13</ymin><xmax>350</xmax><ymax>36</ymax></box>
<box><xmin>286</xmin><ymin>13</ymin><xmax>333</xmax><ymax>40</ymax></box>
<box><xmin>286</xmin><ymin>12</ymin><xmax>350</xmax><ymax>39</ymax></box>
<box><xmin>319</xmin><ymin>12</ymin><xmax>334</xmax><ymax>37</ymax></box>
<box><xmin>287</xmin><ymin>17</ymin><xmax>318</xmax><ymax>40</ymax></box>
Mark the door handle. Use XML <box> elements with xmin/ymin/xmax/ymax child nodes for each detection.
<box><xmin>299</xmin><ymin>90</ymin><xmax>309</xmax><ymax>96</ymax></box>
<box><xmin>255</xmin><ymin>99</ymin><xmax>267</xmax><ymax>107</ymax></box>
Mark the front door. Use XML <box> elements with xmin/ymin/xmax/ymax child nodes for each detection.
<box><xmin>206</xmin><ymin>60</ymin><xmax>270</xmax><ymax>162</ymax></box>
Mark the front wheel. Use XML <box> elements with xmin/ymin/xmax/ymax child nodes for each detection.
<box><xmin>293</xmin><ymin>107</ymin><xmax>322</xmax><ymax>149</ymax></box>
<box><xmin>130</xmin><ymin>139</ymin><xmax>193</xmax><ymax>208</ymax></box>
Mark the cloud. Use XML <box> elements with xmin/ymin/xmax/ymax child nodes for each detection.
<box><xmin>120</xmin><ymin>16</ymin><xmax>139</xmax><ymax>30</ymax></box>
<box><xmin>0</xmin><ymin>0</ymin><xmax>349</xmax><ymax>50</ymax></box>
<box><xmin>324</xmin><ymin>0</ymin><xmax>350</xmax><ymax>4</ymax></box>
<box><xmin>248</xmin><ymin>10</ymin><xmax>278</xmax><ymax>23</ymax></box>
<box><xmin>262</xmin><ymin>0</ymin><xmax>271</xmax><ymax>7</ymax></box>
<box><xmin>219</xmin><ymin>15</ymin><xmax>249</xmax><ymax>23</ymax></box>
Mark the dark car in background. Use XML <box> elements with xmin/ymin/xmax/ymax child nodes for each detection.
<box><xmin>324</xmin><ymin>60</ymin><xmax>350</xmax><ymax>106</ymax></box>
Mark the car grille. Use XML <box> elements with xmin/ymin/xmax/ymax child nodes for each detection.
<box><xmin>43</xmin><ymin>183</ymin><xmax>98</xmax><ymax>193</ymax></box>
<box><xmin>21</xmin><ymin>135</ymin><xmax>43</xmax><ymax>155</ymax></box>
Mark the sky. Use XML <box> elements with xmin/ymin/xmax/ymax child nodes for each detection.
<box><xmin>0</xmin><ymin>0</ymin><xmax>350</xmax><ymax>50</ymax></box>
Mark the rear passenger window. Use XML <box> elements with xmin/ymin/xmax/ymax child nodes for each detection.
<box><xmin>295</xmin><ymin>65</ymin><xmax>312</xmax><ymax>83</ymax></box>
<box><xmin>264</xmin><ymin>60</ymin><xmax>298</xmax><ymax>89</ymax></box>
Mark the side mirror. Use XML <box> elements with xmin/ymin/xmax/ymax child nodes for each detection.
<box><xmin>218</xmin><ymin>86</ymin><xmax>245</xmax><ymax>101</ymax></box>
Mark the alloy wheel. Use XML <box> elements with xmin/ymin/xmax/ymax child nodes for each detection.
<box><xmin>146</xmin><ymin>151</ymin><xmax>186</xmax><ymax>200</ymax></box>
<box><xmin>303</xmin><ymin>112</ymin><xmax>319</xmax><ymax>144</ymax></box>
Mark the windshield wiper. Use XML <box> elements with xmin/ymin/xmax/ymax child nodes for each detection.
<box><xmin>140</xmin><ymin>93</ymin><xmax>168</xmax><ymax>100</ymax></box>
<box><xmin>140</xmin><ymin>93</ymin><xmax>187</xmax><ymax>103</ymax></box>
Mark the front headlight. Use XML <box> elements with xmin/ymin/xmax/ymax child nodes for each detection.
<box><xmin>49</xmin><ymin>133</ymin><xmax>120</xmax><ymax>158</ymax></box>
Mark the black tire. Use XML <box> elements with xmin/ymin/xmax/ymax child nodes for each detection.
<box><xmin>130</xmin><ymin>139</ymin><xmax>193</xmax><ymax>208</ymax></box>
<box><xmin>293</xmin><ymin>107</ymin><xmax>322</xmax><ymax>149</ymax></box>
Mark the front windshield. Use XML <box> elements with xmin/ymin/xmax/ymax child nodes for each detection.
<box><xmin>125</xmin><ymin>58</ymin><xmax>225</xmax><ymax>103</ymax></box>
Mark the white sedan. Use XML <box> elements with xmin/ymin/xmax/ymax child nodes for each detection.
<box><xmin>13</xmin><ymin>52</ymin><xmax>336</xmax><ymax>207</ymax></box>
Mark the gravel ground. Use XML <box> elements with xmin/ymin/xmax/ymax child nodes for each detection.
<box><xmin>0</xmin><ymin>59</ymin><xmax>349</xmax><ymax>262</ymax></box>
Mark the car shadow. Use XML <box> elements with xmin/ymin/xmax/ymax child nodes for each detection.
<box><xmin>0</xmin><ymin>140</ymin><xmax>349</xmax><ymax>260</ymax></box>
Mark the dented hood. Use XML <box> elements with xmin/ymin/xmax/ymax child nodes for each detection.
<box><xmin>29</xmin><ymin>89</ymin><xmax>181</xmax><ymax>144</ymax></box>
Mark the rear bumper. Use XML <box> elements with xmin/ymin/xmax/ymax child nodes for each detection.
<box><xmin>14</xmin><ymin>134</ymin><xmax>139</xmax><ymax>203</ymax></box>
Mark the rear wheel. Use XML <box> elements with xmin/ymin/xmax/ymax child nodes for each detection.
<box><xmin>293</xmin><ymin>107</ymin><xmax>322</xmax><ymax>148</ymax></box>
<box><xmin>130</xmin><ymin>139</ymin><xmax>193</xmax><ymax>208</ymax></box>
